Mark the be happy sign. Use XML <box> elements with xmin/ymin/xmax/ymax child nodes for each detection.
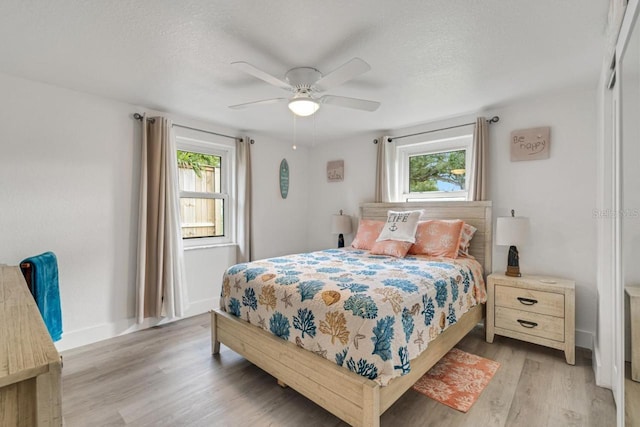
<box><xmin>510</xmin><ymin>127</ymin><xmax>550</xmax><ymax>161</ymax></box>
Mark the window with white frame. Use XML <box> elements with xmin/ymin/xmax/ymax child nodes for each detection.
<box><xmin>397</xmin><ymin>134</ymin><xmax>473</xmax><ymax>201</ymax></box>
<box><xmin>175</xmin><ymin>129</ymin><xmax>235</xmax><ymax>246</ymax></box>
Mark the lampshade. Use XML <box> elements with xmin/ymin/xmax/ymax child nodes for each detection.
<box><xmin>496</xmin><ymin>216</ymin><xmax>529</xmax><ymax>246</ymax></box>
<box><xmin>288</xmin><ymin>93</ymin><xmax>320</xmax><ymax>117</ymax></box>
<box><xmin>331</xmin><ymin>214</ymin><xmax>352</xmax><ymax>235</ymax></box>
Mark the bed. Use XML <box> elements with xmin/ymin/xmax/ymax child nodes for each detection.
<box><xmin>211</xmin><ymin>201</ymin><xmax>492</xmax><ymax>426</ymax></box>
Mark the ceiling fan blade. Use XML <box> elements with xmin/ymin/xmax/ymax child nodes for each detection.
<box><xmin>320</xmin><ymin>95</ymin><xmax>380</xmax><ymax>112</ymax></box>
<box><xmin>231</xmin><ymin>62</ymin><xmax>293</xmax><ymax>91</ymax></box>
<box><xmin>313</xmin><ymin>58</ymin><xmax>371</xmax><ymax>92</ymax></box>
<box><xmin>229</xmin><ymin>98</ymin><xmax>287</xmax><ymax>109</ymax></box>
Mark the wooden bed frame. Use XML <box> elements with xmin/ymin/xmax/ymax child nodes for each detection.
<box><xmin>211</xmin><ymin>201</ymin><xmax>492</xmax><ymax>427</ymax></box>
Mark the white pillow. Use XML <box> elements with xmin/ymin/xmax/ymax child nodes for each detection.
<box><xmin>376</xmin><ymin>210</ymin><xmax>422</xmax><ymax>243</ymax></box>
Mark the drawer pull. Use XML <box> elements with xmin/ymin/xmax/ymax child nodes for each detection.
<box><xmin>517</xmin><ymin>297</ymin><xmax>538</xmax><ymax>306</ymax></box>
<box><xmin>517</xmin><ymin>319</ymin><xmax>538</xmax><ymax>329</ymax></box>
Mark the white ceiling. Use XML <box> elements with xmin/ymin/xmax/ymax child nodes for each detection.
<box><xmin>0</xmin><ymin>1</ymin><xmax>609</xmax><ymax>144</ymax></box>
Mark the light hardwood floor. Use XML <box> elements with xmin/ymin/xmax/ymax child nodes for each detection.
<box><xmin>61</xmin><ymin>314</ymin><xmax>615</xmax><ymax>427</ymax></box>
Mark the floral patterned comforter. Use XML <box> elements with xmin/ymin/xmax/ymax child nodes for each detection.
<box><xmin>220</xmin><ymin>248</ymin><xmax>486</xmax><ymax>386</ymax></box>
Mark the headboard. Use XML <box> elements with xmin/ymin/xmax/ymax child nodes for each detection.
<box><xmin>360</xmin><ymin>201</ymin><xmax>493</xmax><ymax>276</ymax></box>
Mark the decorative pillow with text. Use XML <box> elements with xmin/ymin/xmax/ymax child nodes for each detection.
<box><xmin>376</xmin><ymin>210</ymin><xmax>422</xmax><ymax>244</ymax></box>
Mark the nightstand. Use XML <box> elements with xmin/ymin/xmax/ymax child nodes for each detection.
<box><xmin>486</xmin><ymin>273</ymin><xmax>575</xmax><ymax>365</ymax></box>
<box><xmin>626</xmin><ymin>286</ymin><xmax>640</xmax><ymax>381</ymax></box>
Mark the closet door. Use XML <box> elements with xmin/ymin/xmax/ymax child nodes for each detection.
<box><xmin>619</xmin><ymin>2</ymin><xmax>640</xmax><ymax>425</ymax></box>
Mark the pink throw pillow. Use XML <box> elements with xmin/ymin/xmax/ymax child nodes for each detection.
<box><xmin>351</xmin><ymin>220</ymin><xmax>385</xmax><ymax>250</ymax></box>
<box><xmin>458</xmin><ymin>223</ymin><xmax>477</xmax><ymax>257</ymax></box>
<box><xmin>409</xmin><ymin>220</ymin><xmax>464</xmax><ymax>258</ymax></box>
<box><xmin>370</xmin><ymin>240</ymin><xmax>413</xmax><ymax>258</ymax></box>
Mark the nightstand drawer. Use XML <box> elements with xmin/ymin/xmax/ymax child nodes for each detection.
<box><xmin>495</xmin><ymin>306</ymin><xmax>564</xmax><ymax>342</ymax></box>
<box><xmin>495</xmin><ymin>285</ymin><xmax>564</xmax><ymax>317</ymax></box>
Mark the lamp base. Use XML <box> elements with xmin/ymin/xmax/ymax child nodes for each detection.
<box><xmin>505</xmin><ymin>266</ymin><xmax>521</xmax><ymax>277</ymax></box>
<box><xmin>338</xmin><ymin>234</ymin><xmax>345</xmax><ymax>248</ymax></box>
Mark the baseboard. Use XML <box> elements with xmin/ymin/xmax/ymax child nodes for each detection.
<box><xmin>184</xmin><ymin>297</ymin><xmax>221</xmax><ymax>317</ymax></box>
<box><xmin>575</xmin><ymin>330</ymin><xmax>614</xmax><ymax>390</ymax></box>
<box><xmin>55</xmin><ymin>297</ymin><xmax>219</xmax><ymax>352</ymax></box>
<box><xmin>576</xmin><ymin>329</ymin><xmax>593</xmax><ymax>352</ymax></box>
<box><xmin>56</xmin><ymin>305</ymin><xmax>598</xmax><ymax>365</ymax></box>
<box><xmin>593</xmin><ymin>344</ymin><xmax>613</xmax><ymax>389</ymax></box>
<box><xmin>612</xmin><ymin>365</ymin><xmax>621</xmax><ymax>407</ymax></box>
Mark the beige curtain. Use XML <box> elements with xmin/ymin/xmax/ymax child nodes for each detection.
<box><xmin>136</xmin><ymin>115</ymin><xmax>188</xmax><ymax>323</ymax></box>
<box><xmin>236</xmin><ymin>137</ymin><xmax>253</xmax><ymax>263</ymax></box>
<box><xmin>469</xmin><ymin>117</ymin><xmax>488</xmax><ymax>201</ymax></box>
<box><xmin>375</xmin><ymin>135</ymin><xmax>397</xmax><ymax>202</ymax></box>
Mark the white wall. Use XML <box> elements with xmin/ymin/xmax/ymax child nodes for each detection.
<box><xmin>250</xmin><ymin>136</ymin><xmax>311</xmax><ymax>259</ymax></box>
<box><xmin>306</xmin><ymin>132</ymin><xmax>379</xmax><ymax>252</ymax></box>
<box><xmin>0</xmin><ymin>72</ymin><xmax>144</xmax><ymax>350</ymax></box>
<box><xmin>488</xmin><ymin>87</ymin><xmax>598</xmax><ymax>349</ymax></box>
<box><xmin>307</xmin><ymin>88</ymin><xmax>598</xmax><ymax>349</ymax></box>
<box><xmin>0</xmin><ymin>72</ymin><xmax>309</xmax><ymax>351</ymax></box>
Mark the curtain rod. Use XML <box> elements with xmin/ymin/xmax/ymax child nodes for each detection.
<box><xmin>132</xmin><ymin>113</ymin><xmax>251</xmax><ymax>143</ymax></box>
<box><xmin>372</xmin><ymin>116</ymin><xmax>500</xmax><ymax>144</ymax></box>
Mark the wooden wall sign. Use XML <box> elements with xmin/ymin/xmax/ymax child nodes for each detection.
<box><xmin>510</xmin><ymin>127</ymin><xmax>551</xmax><ymax>161</ymax></box>
<box><xmin>279</xmin><ymin>159</ymin><xmax>289</xmax><ymax>199</ymax></box>
<box><xmin>327</xmin><ymin>160</ymin><xmax>344</xmax><ymax>182</ymax></box>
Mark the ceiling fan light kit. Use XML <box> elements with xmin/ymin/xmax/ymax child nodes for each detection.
<box><xmin>230</xmin><ymin>58</ymin><xmax>380</xmax><ymax>117</ymax></box>
<box><xmin>288</xmin><ymin>92</ymin><xmax>320</xmax><ymax>117</ymax></box>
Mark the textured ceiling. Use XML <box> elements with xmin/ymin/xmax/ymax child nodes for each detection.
<box><xmin>0</xmin><ymin>1</ymin><xmax>608</xmax><ymax>144</ymax></box>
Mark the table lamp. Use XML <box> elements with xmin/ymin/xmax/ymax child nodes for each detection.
<box><xmin>331</xmin><ymin>210</ymin><xmax>352</xmax><ymax>248</ymax></box>
<box><xmin>496</xmin><ymin>209</ymin><xmax>529</xmax><ymax>277</ymax></box>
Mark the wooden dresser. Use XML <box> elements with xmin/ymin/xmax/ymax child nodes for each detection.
<box><xmin>486</xmin><ymin>273</ymin><xmax>575</xmax><ymax>365</ymax></box>
<box><xmin>626</xmin><ymin>286</ymin><xmax>640</xmax><ymax>382</ymax></box>
<box><xmin>0</xmin><ymin>266</ymin><xmax>62</xmax><ymax>426</ymax></box>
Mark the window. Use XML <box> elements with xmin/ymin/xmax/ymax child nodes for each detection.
<box><xmin>176</xmin><ymin>129</ymin><xmax>235</xmax><ymax>246</ymax></box>
<box><xmin>397</xmin><ymin>134</ymin><xmax>473</xmax><ymax>201</ymax></box>
<box><xmin>178</xmin><ymin>151</ymin><xmax>224</xmax><ymax>239</ymax></box>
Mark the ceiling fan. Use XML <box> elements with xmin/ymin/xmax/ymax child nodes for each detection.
<box><xmin>229</xmin><ymin>58</ymin><xmax>380</xmax><ymax>117</ymax></box>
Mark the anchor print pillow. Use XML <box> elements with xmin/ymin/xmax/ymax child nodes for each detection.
<box><xmin>376</xmin><ymin>210</ymin><xmax>422</xmax><ymax>244</ymax></box>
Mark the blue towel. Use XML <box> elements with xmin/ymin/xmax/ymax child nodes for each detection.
<box><xmin>21</xmin><ymin>252</ymin><xmax>63</xmax><ymax>342</ymax></box>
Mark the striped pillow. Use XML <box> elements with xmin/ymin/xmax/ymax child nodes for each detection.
<box><xmin>458</xmin><ymin>223</ymin><xmax>477</xmax><ymax>258</ymax></box>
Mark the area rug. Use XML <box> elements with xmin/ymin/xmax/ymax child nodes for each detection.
<box><xmin>412</xmin><ymin>348</ymin><xmax>500</xmax><ymax>412</ymax></box>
